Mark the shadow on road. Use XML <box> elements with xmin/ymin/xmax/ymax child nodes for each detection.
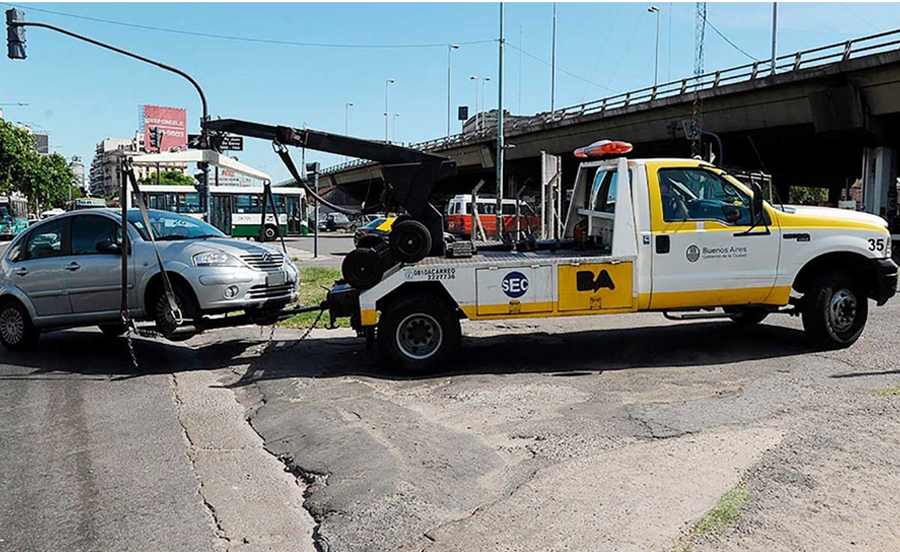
<box><xmin>0</xmin><ymin>320</ymin><xmax>817</xmax><ymax>385</ymax></box>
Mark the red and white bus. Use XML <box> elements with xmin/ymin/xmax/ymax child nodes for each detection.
<box><xmin>444</xmin><ymin>194</ymin><xmax>540</xmax><ymax>239</ymax></box>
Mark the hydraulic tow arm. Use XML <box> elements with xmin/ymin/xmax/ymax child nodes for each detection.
<box><xmin>203</xmin><ymin>118</ymin><xmax>457</xmax><ymax>258</ymax></box>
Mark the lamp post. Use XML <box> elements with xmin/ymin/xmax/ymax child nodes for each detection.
<box><xmin>648</xmin><ymin>6</ymin><xmax>660</xmax><ymax>87</ymax></box>
<box><xmin>447</xmin><ymin>44</ymin><xmax>459</xmax><ymax>137</ymax></box>
<box><xmin>469</xmin><ymin>75</ymin><xmax>480</xmax><ymax>131</ymax></box>
<box><xmin>344</xmin><ymin>102</ymin><xmax>353</xmax><ymax>162</ymax></box>
<box><xmin>481</xmin><ymin>76</ymin><xmax>492</xmax><ymax>131</ymax></box>
<box><xmin>384</xmin><ymin>78</ymin><xmax>395</xmax><ymax>143</ymax></box>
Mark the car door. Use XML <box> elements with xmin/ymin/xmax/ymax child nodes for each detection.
<box><xmin>67</xmin><ymin>214</ymin><xmax>129</xmax><ymax>315</ymax></box>
<box><xmin>648</xmin><ymin>164</ymin><xmax>781</xmax><ymax>310</ymax></box>
<box><xmin>12</xmin><ymin>217</ymin><xmax>72</xmax><ymax>317</ymax></box>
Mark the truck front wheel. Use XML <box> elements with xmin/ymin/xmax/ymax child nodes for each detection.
<box><xmin>377</xmin><ymin>295</ymin><xmax>461</xmax><ymax>374</ymax></box>
<box><xmin>801</xmin><ymin>270</ymin><xmax>868</xmax><ymax>349</ymax></box>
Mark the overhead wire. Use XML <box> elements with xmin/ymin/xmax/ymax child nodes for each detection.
<box><xmin>0</xmin><ymin>2</ymin><xmax>495</xmax><ymax>49</ymax></box>
<box><xmin>506</xmin><ymin>42</ymin><xmax>617</xmax><ymax>93</ymax></box>
<box><xmin>700</xmin><ymin>10</ymin><xmax>758</xmax><ymax>62</ymax></box>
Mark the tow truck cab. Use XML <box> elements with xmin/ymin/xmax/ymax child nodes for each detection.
<box><xmin>329</xmin><ymin>145</ymin><xmax>897</xmax><ymax>372</ymax></box>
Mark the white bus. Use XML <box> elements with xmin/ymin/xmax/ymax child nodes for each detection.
<box><xmin>132</xmin><ymin>184</ymin><xmax>309</xmax><ymax>240</ymax></box>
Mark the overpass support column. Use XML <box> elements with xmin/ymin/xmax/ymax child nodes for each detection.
<box><xmin>861</xmin><ymin>147</ymin><xmax>897</xmax><ymax>220</ymax></box>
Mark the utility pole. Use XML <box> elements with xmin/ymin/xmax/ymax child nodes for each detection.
<box><xmin>447</xmin><ymin>44</ymin><xmax>459</xmax><ymax>137</ymax></box>
<box><xmin>551</xmin><ymin>2</ymin><xmax>557</xmax><ymax>112</ymax></box>
<box><xmin>649</xmin><ymin>6</ymin><xmax>661</xmax><ymax>87</ymax></box>
<box><xmin>691</xmin><ymin>1</ymin><xmax>707</xmax><ymax>158</ymax></box>
<box><xmin>496</xmin><ymin>2</ymin><xmax>505</xmax><ymax>240</ymax></box>
<box><xmin>771</xmin><ymin>2</ymin><xmax>778</xmax><ymax>75</ymax></box>
<box><xmin>384</xmin><ymin>78</ymin><xmax>395</xmax><ymax>143</ymax></box>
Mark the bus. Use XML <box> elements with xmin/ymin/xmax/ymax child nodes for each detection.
<box><xmin>444</xmin><ymin>194</ymin><xmax>540</xmax><ymax>239</ymax></box>
<box><xmin>0</xmin><ymin>195</ymin><xmax>29</xmax><ymax>239</ymax></box>
<box><xmin>131</xmin><ymin>184</ymin><xmax>309</xmax><ymax>240</ymax></box>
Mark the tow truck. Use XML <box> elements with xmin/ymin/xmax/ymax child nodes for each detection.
<box><xmin>205</xmin><ymin>121</ymin><xmax>896</xmax><ymax>373</ymax></box>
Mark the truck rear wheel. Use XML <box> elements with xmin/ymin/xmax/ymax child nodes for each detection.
<box><xmin>801</xmin><ymin>269</ymin><xmax>868</xmax><ymax>349</ymax></box>
<box><xmin>725</xmin><ymin>306</ymin><xmax>769</xmax><ymax>325</ymax></box>
<box><xmin>377</xmin><ymin>294</ymin><xmax>460</xmax><ymax>374</ymax></box>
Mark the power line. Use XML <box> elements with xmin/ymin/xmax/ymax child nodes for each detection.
<box><xmin>581</xmin><ymin>3</ymin><xmax>623</xmax><ymax>102</ymax></box>
<box><xmin>701</xmin><ymin>10</ymin><xmax>758</xmax><ymax>62</ymax></box>
<box><xmin>603</xmin><ymin>9</ymin><xmax>647</xmax><ymax>91</ymax></box>
<box><xmin>839</xmin><ymin>3</ymin><xmax>879</xmax><ymax>32</ymax></box>
<box><xmin>1</xmin><ymin>2</ymin><xmax>496</xmax><ymax>50</ymax></box>
<box><xmin>506</xmin><ymin>43</ymin><xmax>616</xmax><ymax>93</ymax></box>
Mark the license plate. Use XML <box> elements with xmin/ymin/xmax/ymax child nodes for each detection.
<box><xmin>266</xmin><ymin>272</ymin><xmax>286</xmax><ymax>287</ymax></box>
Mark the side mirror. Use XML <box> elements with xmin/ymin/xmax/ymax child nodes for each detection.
<box><xmin>750</xmin><ymin>181</ymin><xmax>765</xmax><ymax>225</ymax></box>
<box><xmin>95</xmin><ymin>239</ymin><xmax>121</xmax><ymax>254</ymax></box>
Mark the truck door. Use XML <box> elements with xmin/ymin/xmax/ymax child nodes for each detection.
<box><xmin>649</xmin><ymin>165</ymin><xmax>780</xmax><ymax>309</ymax></box>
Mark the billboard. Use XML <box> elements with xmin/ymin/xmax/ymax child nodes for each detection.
<box><xmin>140</xmin><ymin>105</ymin><xmax>187</xmax><ymax>153</ymax></box>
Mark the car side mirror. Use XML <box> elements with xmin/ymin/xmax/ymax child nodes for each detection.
<box><xmin>750</xmin><ymin>181</ymin><xmax>765</xmax><ymax>225</ymax></box>
<box><xmin>95</xmin><ymin>239</ymin><xmax>121</xmax><ymax>255</ymax></box>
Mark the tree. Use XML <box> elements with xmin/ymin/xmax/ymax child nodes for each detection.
<box><xmin>0</xmin><ymin>120</ymin><xmax>77</xmax><ymax>211</ymax></box>
<box><xmin>139</xmin><ymin>170</ymin><xmax>196</xmax><ymax>187</ymax></box>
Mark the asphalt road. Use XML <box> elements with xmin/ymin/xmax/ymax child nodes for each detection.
<box><xmin>0</xmin><ymin>242</ymin><xmax>897</xmax><ymax>551</ymax></box>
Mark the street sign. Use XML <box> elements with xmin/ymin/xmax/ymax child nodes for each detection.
<box><xmin>188</xmin><ymin>134</ymin><xmax>243</xmax><ymax>151</ymax></box>
<box><xmin>458</xmin><ymin>106</ymin><xmax>469</xmax><ymax>121</ymax></box>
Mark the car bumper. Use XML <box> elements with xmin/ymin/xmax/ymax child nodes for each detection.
<box><xmin>872</xmin><ymin>258</ymin><xmax>898</xmax><ymax>306</ymax></box>
<box><xmin>183</xmin><ymin>265</ymin><xmax>299</xmax><ymax>312</ymax></box>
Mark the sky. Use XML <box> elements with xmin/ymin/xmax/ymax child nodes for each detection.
<box><xmin>2</xmin><ymin>1</ymin><xmax>898</xmax><ymax>183</ymax></box>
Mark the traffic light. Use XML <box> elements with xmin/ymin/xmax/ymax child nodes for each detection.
<box><xmin>6</xmin><ymin>8</ymin><xmax>26</xmax><ymax>60</ymax></box>
<box><xmin>148</xmin><ymin>126</ymin><xmax>159</xmax><ymax>152</ymax></box>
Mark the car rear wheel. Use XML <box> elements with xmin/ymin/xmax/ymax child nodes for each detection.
<box><xmin>801</xmin><ymin>269</ymin><xmax>868</xmax><ymax>349</ymax></box>
<box><xmin>0</xmin><ymin>300</ymin><xmax>39</xmax><ymax>350</ymax></box>
<box><xmin>377</xmin><ymin>294</ymin><xmax>461</xmax><ymax>374</ymax></box>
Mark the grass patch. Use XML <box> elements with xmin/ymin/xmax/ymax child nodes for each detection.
<box><xmin>278</xmin><ymin>266</ymin><xmax>350</xmax><ymax>329</ymax></box>
<box><xmin>878</xmin><ymin>386</ymin><xmax>900</xmax><ymax>397</ymax></box>
<box><xmin>667</xmin><ymin>483</ymin><xmax>750</xmax><ymax>552</ymax></box>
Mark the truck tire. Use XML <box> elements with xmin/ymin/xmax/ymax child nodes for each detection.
<box><xmin>801</xmin><ymin>269</ymin><xmax>868</xmax><ymax>349</ymax></box>
<box><xmin>377</xmin><ymin>294</ymin><xmax>461</xmax><ymax>374</ymax></box>
<box><xmin>725</xmin><ymin>306</ymin><xmax>769</xmax><ymax>325</ymax></box>
<box><xmin>389</xmin><ymin>219</ymin><xmax>432</xmax><ymax>264</ymax></box>
<box><xmin>0</xmin><ymin>299</ymin><xmax>39</xmax><ymax>350</ymax></box>
<box><xmin>342</xmin><ymin>248</ymin><xmax>384</xmax><ymax>290</ymax></box>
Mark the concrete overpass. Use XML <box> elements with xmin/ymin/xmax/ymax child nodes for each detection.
<box><xmin>318</xmin><ymin>29</ymin><xmax>900</xmax><ymax>231</ymax></box>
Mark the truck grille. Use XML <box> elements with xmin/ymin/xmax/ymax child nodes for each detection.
<box><xmin>241</xmin><ymin>252</ymin><xmax>284</xmax><ymax>272</ymax></box>
<box><xmin>246</xmin><ymin>283</ymin><xmax>294</xmax><ymax>299</ymax></box>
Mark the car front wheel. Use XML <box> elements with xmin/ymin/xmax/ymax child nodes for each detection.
<box><xmin>0</xmin><ymin>300</ymin><xmax>39</xmax><ymax>350</ymax></box>
<box><xmin>801</xmin><ymin>269</ymin><xmax>868</xmax><ymax>349</ymax></box>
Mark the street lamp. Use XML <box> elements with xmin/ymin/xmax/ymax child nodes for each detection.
<box><xmin>447</xmin><ymin>44</ymin><xmax>459</xmax><ymax>137</ymax></box>
<box><xmin>481</xmin><ymin>76</ymin><xmax>492</xmax><ymax>131</ymax></box>
<box><xmin>469</xmin><ymin>76</ymin><xmax>479</xmax><ymax>132</ymax></box>
<box><xmin>344</xmin><ymin>102</ymin><xmax>354</xmax><ymax>162</ymax></box>
<box><xmin>384</xmin><ymin>78</ymin><xmax>395</xmax><ymax>143</ymax></box>
<box><xmin>648</xmin><ymin>6</ymin><xmax>660</xmax><ymax>87</ymax></box>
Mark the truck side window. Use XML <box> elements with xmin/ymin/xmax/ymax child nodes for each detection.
<box><xmin>658</xmin><ymin>168</ymin><xmax>751</xmax><ymax>225</ymax></box>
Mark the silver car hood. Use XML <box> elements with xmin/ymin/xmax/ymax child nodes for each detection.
<box><xmin>153</xmin><ymin>237</ymin><xmax>284</xmax><ymax>262</ymax></box>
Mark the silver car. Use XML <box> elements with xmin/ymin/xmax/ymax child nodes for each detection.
<box><xmin>0</xmin><ymin>209</ymin><xmax>299</xmax><ymax>349</ymax></box>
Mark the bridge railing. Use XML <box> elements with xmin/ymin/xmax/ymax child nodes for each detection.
<box><xmin>321</xmin><ymin>28</ymin><xmax>900</xmax><ymax>175</ymax></box>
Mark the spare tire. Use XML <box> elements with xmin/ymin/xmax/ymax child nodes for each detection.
<box><xmin>389</xmin><ymin>219</ymin><xmax>432</xmax><ymax>264</ymax></box>
<box><xmin>342</xmin><ymin>247</ymin><xmax>384</xmax><ymax>290</ymax></box>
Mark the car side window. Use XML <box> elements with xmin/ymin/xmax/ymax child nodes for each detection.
<box><xmin>658</xmin><ymin>168</ymin><xmax>751</xmax><ymax>225</ymax></box>
<box><xmin>6</xmin><ymin>239</ymin><xmax>24</xmax><ymax>263</ymax></box>
<box><xmin>71</xmin><ymin>215</ymin><xmax>121</xmax><ymax>255</ymax></box>
<box><xmin>25</xmin><ymin>219</ymin><xmax>66</xmax><ymax>260</ymax></box>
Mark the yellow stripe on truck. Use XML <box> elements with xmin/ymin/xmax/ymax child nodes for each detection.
<box><xmin>360</xmin><ymin>309</ymin><xmax>378</xmax><ymax>326</ymax></box>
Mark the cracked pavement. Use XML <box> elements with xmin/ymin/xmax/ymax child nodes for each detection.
<box><xmin>1</xmin><ymin>297</ymin><xmax>898</xmax><ymax>551</ymax></box>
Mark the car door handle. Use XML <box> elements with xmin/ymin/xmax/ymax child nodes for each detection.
<box><xmin>65</xmin><ymin>262</ymin><xmax>81</xmax><ymax>272</ymax></box>
<box><xmin>15</xmin><ymin>267</ymin><xmax>27</xmax><ymax>276</ymax></box>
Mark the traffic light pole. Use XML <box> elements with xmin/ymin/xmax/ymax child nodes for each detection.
<box><xmin>6</xmin><ymin>13</ymin><xmax>212</xmax><ymax>216</ymax></box>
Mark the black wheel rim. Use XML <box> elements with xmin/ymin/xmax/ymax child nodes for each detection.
<box><xmin>398</xmin><ymin>229</ymin><xmax>424</xmax><ymax>257</ymax></box>
<box><xmin>0</xmin><ymin>307</ymin><xmax>24</xmax><ymax>344</ymax></box>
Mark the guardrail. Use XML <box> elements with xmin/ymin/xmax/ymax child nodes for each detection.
<box><xmin>322</xmin><ymin>27</ymin><xmax>900</xmax><ymax>175</ymax></box>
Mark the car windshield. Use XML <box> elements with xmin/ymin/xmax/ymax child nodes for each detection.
<box><xmin>126</xmin><ymin>210</ymin><xmax>226</xmax><ymax>241</ymax></box>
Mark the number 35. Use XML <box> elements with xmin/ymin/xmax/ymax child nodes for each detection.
<box><xmin>868</xmin><ymin>238</ymin><xmax>885</xmax><ymax>252</ymax></box>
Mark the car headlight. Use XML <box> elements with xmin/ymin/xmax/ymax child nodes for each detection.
<box><xmin>192</xmin><ymin>251</ymin><xmax>241</xmax><ymax>267</ymax></box>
